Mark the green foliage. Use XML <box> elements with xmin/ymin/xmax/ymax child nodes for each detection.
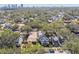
<box><xmin>40</xmin><ymin>20</ymin><xmax>64</xmax><ymax>31</ymax></box>
<box><xmin>0</xmin><ymin>25</ymin><xmax>2</xmax><ymax>29</ymax></box>
<box><xmin>11</xmin><ymin>24</ymin><xmax>19</xmax><ymax>31</ymax></box>
<box><xmin>62</xmin><ymin>38</ymin><xmax>79</xmax><ymax>54</ymax></box>
<box><xmin>20</xmin><ymin>25</ymin><xmax>32</xmax><ymax>32</ymax></box>
<box><xmin>21</xmin><ymin>43</ymin><xmax>47</xmax><ymax>54</ymax></box>
<box><xmin>0</xmin><ymin>29</ymin><xmax>20</xmax><ymax>48</ymax></box>
<box><xmin>28</xmin><ymin>20</ymin><xmax>42</xmax><ymax>29</ymax></box>
<box><xmin>0</xmin><ymin>47</ymin><xmax>21</xmax><ymax>54</ymax></box>
<box><xmin>1</xmin><ymin>7</ymin><xmax>79</xmax><ymax>54</ymax></box>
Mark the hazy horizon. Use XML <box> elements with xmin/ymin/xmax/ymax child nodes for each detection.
<box><xmin>0</xmin><ymin>4</ymin><xmax>79</xmax><ymax>7</ymax></box>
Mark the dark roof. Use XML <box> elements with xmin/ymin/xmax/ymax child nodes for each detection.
<box><xmin>71</xmin><ymin>25</ymin><xmax>79</xmax><ymax>32</ymax></box>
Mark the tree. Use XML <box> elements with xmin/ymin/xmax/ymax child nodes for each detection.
<box><xmin>0</xmin><ymin>29</ymin><xmax>20</xmax><ymax>48</ymax></box>
<box><xmin>62</xmin><ymin>38</ymin><xmax>79</xmax><ymax>54</ymax></box>
<box><xmin>11</xmin><ymin>24</ymin><xmax>19</xmax><ymax>31</ymax></box>
<box><xmin>20</xmin><ymin>25</ymin><xmax>32</xmax><ymax>32</ymax></box>
<box><xmin>27</xmin><ymin>20</ymin><xmax>42</xmax><ymax>30</ymax></box>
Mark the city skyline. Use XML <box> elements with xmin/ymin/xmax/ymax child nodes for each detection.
<box><xmin>0</xmin><ymin>4</ymin><xmax>79</xmax><ymax>8</ymax></box>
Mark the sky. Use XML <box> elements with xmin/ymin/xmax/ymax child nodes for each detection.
<box><xmin>1</xmin><ymin>4</ymin><xmax>79</xmax><ymax>7</ymax></box>
<box><xmin>0</xmin><ymin>0</ymin><xmax>79</xmax><ymax>4</ymax></box>
<box><xmin>0</xmin><ymin>0</ymin><xmax>79</xmax><ymax>7</ymax></box>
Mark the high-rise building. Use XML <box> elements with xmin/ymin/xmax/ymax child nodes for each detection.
<box><xmin>21</xmin><ymin>4</ymin><xmax>23</xmax><ymax>8</ymax></box>
<box><xmin>8</xmin><ymin>4</ymin><xmax>10</xmax><ymax>9</ymax></box>
<box><xmin>15</xmin><ymin>4</ymin><xmax>17</xmax><ymax>8</ymax></box>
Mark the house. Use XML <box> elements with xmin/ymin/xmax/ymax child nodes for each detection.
<box><xmin>17</xmin><ymin>24</ymin><xmax>25</xmax><ymax>31</ymax></box>
<box><xmin>1</xmin><ymin>23</ymin><xmax>12</xmax><ymax>29</ymax></box>
<box><xmin>21</xmin><ymin>17</ymin><xmax>28</xmax><ymax>23</ymax></box>
<box><xmin>48</xmin><ymin>19</ymin><xmax>53</xmax><ymax>23</ymax></box>
<box><xmin>64</xmin><ymin>19</ymin><xmax>71</xmax><ymax>23</ymax></box>
<box><xmin>48</xmin><ymin>15</ymin><xmax>62</xmax><ymax>22</ymax></box>
<box><xmin>0</xmin><ymin>19</ymin><xmax>5</xmax><ymax>24</ymax></box>
<box><xmin>47</xmin><ymin>16</ymin><xmax>57</xmax><ymax>23</ymax></box>
<box><xmin>74</xmin><ymin>16</ymin><xmax>79</xmax><ymax>19</ymax></box>
<box><xmin>27</xmin><ymin>31</ymin><xmax>38</xmax><ymax>44</ymax></box>
<box><xmin>47</xmin><ymin>11</ymin><xmax>65</xmax><ymax>23</ymax></box>
<box><xmin>70</xmin><ymin>24</ymin><xmax>79</xmax><ymax>34</ymax></box>
<box><xmin>29</xmin><ymin>17</ymin><xmax>34</xmax><ymax>20</ymax></box>
<box><xmin>72</xmin><ymin>19</ymin><xmax>79</xmax><ymax>24</ymax></box>
<box><xmin>58</xmin><ymin>12</ymin><xmax>64</xmax><ymax>18</ymax></box>
<box><xmin>64</xmin><ymin>18</ymin><xmax>72</xmax><ymax>25</ymax></box>
<box><xmin>51</xmin><ymin>16</ymin><xmax>59</xmax><ymax>20</ymax></box>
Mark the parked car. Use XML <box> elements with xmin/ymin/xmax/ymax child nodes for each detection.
<box><xmin>38</xmin><ymin>36</ymin><xmax>49</xmax><ymax>47</ymax></box>
<box><xmin>51</xmin><ymin>36</ymin><xmax>61</xmax><ymax>47</ymax></box>
<box><xmin>16</xmin><ymin>34</ymin><xmax>23</xmax><ymax>47</ymax></box>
